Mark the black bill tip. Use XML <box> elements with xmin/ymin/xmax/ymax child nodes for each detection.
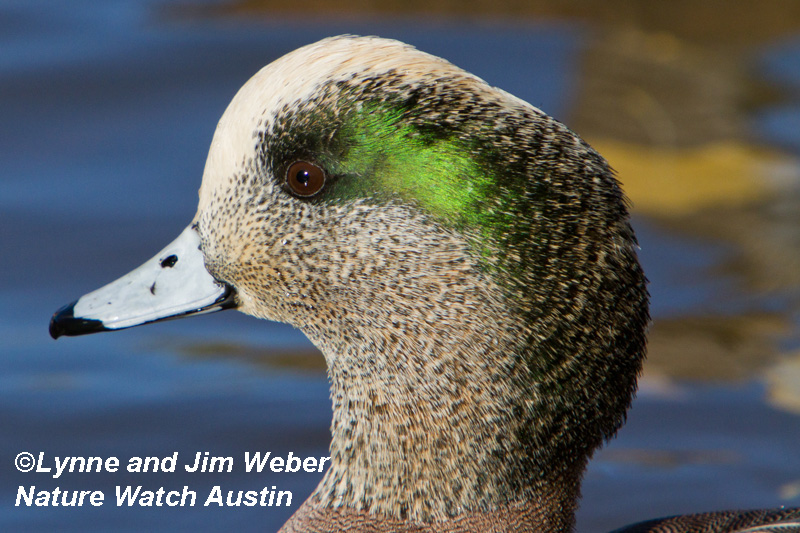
<box><xmin>49</xmin><ymin>302</ymin><xmax>108</xmax><ymax>339</ymax></box>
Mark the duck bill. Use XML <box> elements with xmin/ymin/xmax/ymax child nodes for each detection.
<box><xmin>49</xmin><ymin>225</ymin><xmax>237</xmax><ymax>339</ymax></box>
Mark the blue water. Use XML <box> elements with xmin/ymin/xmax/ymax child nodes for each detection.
<box><xmin>3</xmin><ymin>1</ymin><xmax>800</xmax><ymax>532</ymax></box>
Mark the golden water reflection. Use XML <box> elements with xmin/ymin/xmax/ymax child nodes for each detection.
<box><xmin>168</xmin><ymin>340</ymin><xmax>328</xmax><ymax>372</ymax></box>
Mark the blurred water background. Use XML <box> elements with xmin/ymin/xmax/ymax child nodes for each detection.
<box><xmin>2</xmin><ymin>1</ymin><xmax>800</xmax><ymax>531</ymax></box>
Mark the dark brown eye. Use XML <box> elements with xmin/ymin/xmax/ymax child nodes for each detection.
<box><xmin>285</xmin><ymin>161</ymin><xmax>326</xmax><ymax>197</ymax></box>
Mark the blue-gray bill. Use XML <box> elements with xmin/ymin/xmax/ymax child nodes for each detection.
<box><xmin>49</xmin><ymin>225</ymin><xmax>236</xmax><ymax>339</ymax></box>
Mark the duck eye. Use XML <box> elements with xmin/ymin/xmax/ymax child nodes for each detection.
<box><xmin>285</xmin><ymin>161</ymin><xmax>326</xmax><ymax>197</ymax></box>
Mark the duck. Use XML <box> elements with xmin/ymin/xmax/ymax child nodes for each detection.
<box><xmin>50</xmin><ymin>35</ymin><xmax>800</xmax><ymax>533</ymax></box>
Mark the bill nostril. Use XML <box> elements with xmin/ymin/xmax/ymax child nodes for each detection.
<box><xmin>160</xmin><ymin>255</ymin><xmax>178</xmax><ymax>268</ymax></box>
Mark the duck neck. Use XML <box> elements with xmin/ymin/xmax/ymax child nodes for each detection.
<box><xmin>305</xmin><ymin>307</ymin><xmax>586</xmax><ymax>530</ymax></box>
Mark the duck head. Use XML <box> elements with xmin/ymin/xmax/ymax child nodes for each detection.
<box><xmin>51</xmin><ymin>36</ymin><xmax>649</xmax><ymax>530</ymax></box>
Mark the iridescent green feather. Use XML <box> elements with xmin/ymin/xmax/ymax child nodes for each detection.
<box><xmin>328</xmin><ymin>104</ymin><xmax>492</xmax><ymax>225</ymax></box>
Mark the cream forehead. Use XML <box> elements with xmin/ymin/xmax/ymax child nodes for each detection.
<box><xmin>197</xmin><ymin>36</ymin><xmax>480</xmax><ymax>214</ymax></box>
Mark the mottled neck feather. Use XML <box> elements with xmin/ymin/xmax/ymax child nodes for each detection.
<box><xmin>291</xmin><ymin>242</ymin><xmax>586</xmax><ymax>529</ymax></box>
<box><xmin>281</xmin><ymin>490</ymin><xmax>580</xmax><ymax>533</ymax></box>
